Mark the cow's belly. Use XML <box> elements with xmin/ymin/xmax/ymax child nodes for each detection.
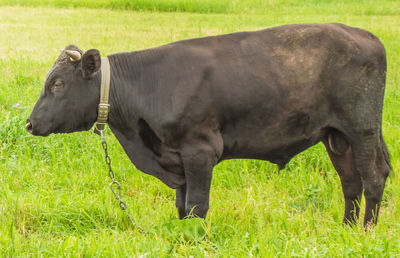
<box><xmin>219</xmin><ymin>116</ymin><xmax>328</xmax><ymax>168</ymax></box>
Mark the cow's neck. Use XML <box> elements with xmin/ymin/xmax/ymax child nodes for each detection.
<box><xmin>105</xmin><ymin>50</ymin><xmax>157</xmax><ymax>133</ymax></box>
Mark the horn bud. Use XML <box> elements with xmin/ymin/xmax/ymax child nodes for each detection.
<box><xmin>65</xmin><ymin>50</ymin><xmax>82</xmax><ymax>62</ymax></box>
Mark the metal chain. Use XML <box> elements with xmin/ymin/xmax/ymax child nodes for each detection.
<box><xmin>99</xmin><ymin>129</ymin><xmax>145</xmax><ymax>234</ymax></box>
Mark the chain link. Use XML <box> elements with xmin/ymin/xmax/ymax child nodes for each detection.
<box><xmin>99</xmin><ymin>130</ymin><xmax>145</xmax><ymax>233</ymax></box>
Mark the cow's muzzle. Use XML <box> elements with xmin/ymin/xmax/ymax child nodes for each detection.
<box><xmin>25</xmin><ymin>119</ymin><xmax>33</xmax><ymax>134</ymax></box>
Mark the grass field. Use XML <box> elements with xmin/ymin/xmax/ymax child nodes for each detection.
<box><xmin>0</xmin><ymin>1</ymin><xmax>399</xmax><ymax>256</ymax></box>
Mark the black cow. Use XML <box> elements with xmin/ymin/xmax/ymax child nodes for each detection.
<box><xmin>26</xmin><ymin>23</ymin><xmax>391</xmax><ymax>226</ymax></box>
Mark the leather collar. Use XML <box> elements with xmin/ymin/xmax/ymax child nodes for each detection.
<box><xmin>94</xmin><ymin>57</ymin><xmax>111</xmax><ymax>134</ymax></box>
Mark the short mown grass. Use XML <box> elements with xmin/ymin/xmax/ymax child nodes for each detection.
<box><xmin>1</xmin><ymin>0</ymin><xmax>399</xmax><ymax>15</ymax></box>
<box><xmin>0</xmin><ymin>1</ymin><xmax>399</xmax><ymax>256</ymax></box>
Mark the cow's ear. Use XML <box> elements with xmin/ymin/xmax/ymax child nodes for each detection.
<box><xmin>81</xmin><ymin>49</ymin><xmax>101</xmax><ymax>78</ymax></box>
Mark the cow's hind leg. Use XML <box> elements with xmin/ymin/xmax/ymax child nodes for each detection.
<box><xmin>352</xmin><ymin>130</ymin><xmax>390</xmax><ymax>227</ymax></box>
<box><xmin>323</xmin><ymin>130</ymin><xmax>362</xmax><ymax>225</ymax></box>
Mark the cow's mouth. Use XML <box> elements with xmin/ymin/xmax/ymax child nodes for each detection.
<box><xmin>25</xmin><ymin>119</ymin><xmax>52</xmax><ymax>136</ymax></box>
<box><xmin>25</xmin><ymin>122</ymin><xmax>33</xmax><ymax>134</ymax></box>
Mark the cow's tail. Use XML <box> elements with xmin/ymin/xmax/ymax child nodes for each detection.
<box><xmin>380</xmin><ymin>128</ymin><xmax>392</xmax><ymax>175</ymax></box>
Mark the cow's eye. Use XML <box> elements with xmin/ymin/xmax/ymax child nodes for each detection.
<box><xmin>51</xmin><ymin>80</ymin><xmax>64</xmax><ymax>93</ymax></box>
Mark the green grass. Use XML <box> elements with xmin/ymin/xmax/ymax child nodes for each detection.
<box><xmin>1</xmin><ymin>0</ymin><xmax>399</xmax><ymax>15</ymax></box>
<box><xmin>0</xmin><ymin>1</ymin><xmax>399</xmax><ymax>256</ymax></box>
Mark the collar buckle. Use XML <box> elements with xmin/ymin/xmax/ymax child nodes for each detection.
<box><xmin>97</xmin><ymin>103</ymin><xmax>110</xmax><ymax>122</ymax></box>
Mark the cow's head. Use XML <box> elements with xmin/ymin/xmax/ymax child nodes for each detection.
<box><xmin>26</xmin><ymin>45</ymin><xmax>102</xmax><ymax>136</ymax></box>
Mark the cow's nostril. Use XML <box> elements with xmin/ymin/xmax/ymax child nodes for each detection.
<box><xmin>25</xmin><ymin>121</ymin><xmax>33</xmax><ymax>134</ymax></box>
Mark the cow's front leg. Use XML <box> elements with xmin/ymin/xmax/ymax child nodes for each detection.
<box><xmin>181</xmin><ymin>147</ymin><xmax>216</xmax><ymax>218</ymax></box>
<box><xmin>175</xmin><ymin>184</ymin><xmax>187</xmax><ymax>219</ymax></box>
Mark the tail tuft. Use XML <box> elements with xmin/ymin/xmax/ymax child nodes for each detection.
<box><xmin>380</xmin><ymin>129</ymin><xmax>392</xmax><ymax>172</ymax></box>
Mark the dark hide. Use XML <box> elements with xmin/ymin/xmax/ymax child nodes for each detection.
<box><xmin>27</xmin><ymin>23</ymin><xmax>391</xmax><ymax>226</ymax></box>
